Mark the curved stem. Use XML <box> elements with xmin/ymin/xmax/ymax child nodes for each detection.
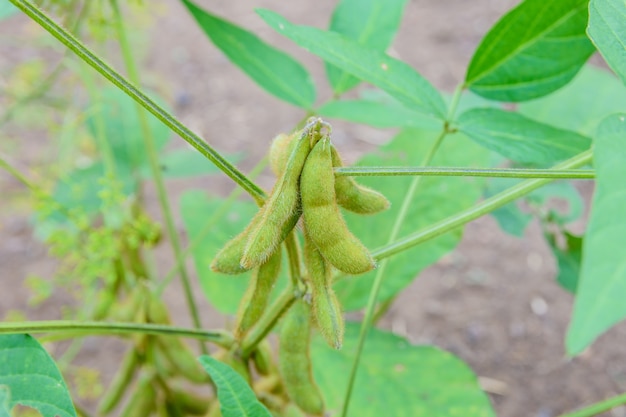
<box><xmin>335</xmin><ymin>166</ymin><xmax>595</xmax><ymax>179</ymax></box>
<box><xmin>109</xmin><ymin>0</ymin><xmax>204</xmax><ymax>353</ymax></box>
<box><xmin>340</xmin><ymin>129</ymin><xmax>448</xmax><ymax>417</ymax></box>
<box><xmin>557</xmin><ymin>392</ymin><xmax>626</xmax><ymax>417</ymax></box>
<box><xmin>0</xmin><ymin>321</ymin><xmax>234</xmax><ymax>347</ymax></box>
<box><xmin>8</xmin><ymin>0</ymin><xmax>266</xmax><ymax>204</ymax></box>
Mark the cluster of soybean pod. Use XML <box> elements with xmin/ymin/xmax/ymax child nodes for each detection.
<box><xmin>212</xmin><ymin>118</ymin><xmax>390</xmax><ymax>415</ymax></box>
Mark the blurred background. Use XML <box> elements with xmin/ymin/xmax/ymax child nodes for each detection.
<box><xmin>1</xmin><ymin>1</ymin><xmax>625</xmax><ymax>416</ymax></box>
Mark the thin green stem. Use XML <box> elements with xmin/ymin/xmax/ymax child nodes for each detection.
<box><xmin>284</xmin><ymin>231</ymin><xmax>303</xmax><ymax>290</ymax></box>
<box><xmin>446</xmin><ymin>83</ymin><xmax>464</xmax><ymax>121</ymax></box>
<box><xmin>557</xmin><ymin>392</ymin><xmax>626</xmax><ymax>417</ymax></box>
<box><xmin>8</xmin><ymin>0</ymin><xmax>266</xmax><ymax>204</ymax></box>
<box><xmin>371</xmin><ymin>150</ymin><xmax>593</xmax><ymax>261</ymax></box>
<box><xmin>109</xmin><ymin>0</ymin><xmax>205</xmax><ymax>353</ymax></box>
<box><xmin>240</xmin><ymin>288</ymin><xmax>296</xmax><ymax>358</ymax></box>
<box><xmin>0</xmin><ymin>321</ymin><xmax>234</xmax><ymax>347</ymax></box>
<box><xmin>341</xmin><ymin>129</ymin><xmax>448</xmax><ymax>417</ymax></box>
<box><xmin>0</xmin><ymin>155</ymin><xmax>33</xmax><ymax>189</ymax></box>
<box><xmin>335</xmin><ymin>166</ymin><xmax>595</xmax><ymax>179</ymax></box>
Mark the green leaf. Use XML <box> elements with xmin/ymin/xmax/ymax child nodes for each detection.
<box><xmin>567</xmin><ymin>113</ymin><xmax>626</xmax><ymax>355</ymax></box>
<box><xmin>179</xmin><ymin>191</ymin><xmax>289</xmax><ymax>314</ymax></box>
<box><xmin>317</xmin><ymin>99</ymin><xmax>441</xmax><ymax>130</ymax></box>
<box><xmin>335</xmin><ymin>129</ymin><xmax>489</xmax><ymax>310</ymax></box>
<box><xmin>312</xmin><ymin>324</ymin><xmax>495</xmax><ymax>417</ymax></box>
<box><xmin>0</xmin><ymin>0</ymin><xmax>18</xmax><ymax>20</ymax></box>
<box><xmin>199</xmin><ymin>356</ymin><xmax>271</xmax><ymax>417</ymax></box>
<box><xmin>326</xmin><ymin>0</ymin><xmax>409</xmax><ymax>94</ymax></box>
<box><xmin>0</xmin><ymin>334</ymin><xmax>77</xmax><ymax>417</ymax></box>
<box><xmin>86</xmin><ymin>87</ymin><xmax>172</xmax><ymax>171</ymax></box>
<box><xmin>546</xmin><ymin>230</ymin><xmax>582</xmax><ymax>294</ymax></box>
<box><xmin>465</xmin><ymin>0</ymin><xmax>595</xmax><ymax>102</ymax></box>
<box><xmin>257</xmin><ymin>9</ymin><xmax>447</xmax><ymax>120</ymax></box>
<box><xmin>457</xmin><ymin>108</ymin><xmax>591</xmax><ymax>166</ymax></box>
<box><xmin>181</xmin><ymin>0</ymin><xmax>315</xmax><ymax>109</ymax></box>
<box><xmin>519</xmin><ymin>65</ymin><xmax>626</xmax><ymax>136</ymax></box>
<box><xmin>485</xmin><ymin>179</ymin><xmax>532</xmax><ymax>237</ymax></box>
<box><xmin>588</xmin><ymin>0</ymin><xmax>626</xmax><ymax>85</ymax></box>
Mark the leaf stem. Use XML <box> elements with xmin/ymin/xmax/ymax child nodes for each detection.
<box><xmin>371</xmin><ymin>150</ymin><xmax>593</xmax><ymax>261</ymax></box>
<box><xmin>335</xmin><ymin>166</ymin><xmax>594</xmax><ymax>179</ymax></box>
<box><xmin>0</xmin><ymin>321</ymin><xmax>234</xmax><ymax>347</ymax></box>
<box><xmin>109</xmin><ymin>0</ymin><xmax>205</xmax><ymax>353</ymax></box>
<box><xmin>557</xmin><ymin>392</ymin><xmax>626</xmax><ymax>417</ymax></box>
<box><xmin>341</xmin><ymin>128</ymin><xmax>448</xmax><ymax>417</ymax></box>
<box><xmin>8</xmin><ymin>0</ymin><xmax>266</xmax><ymax>204</ymax></box>
<box><xmin>240</xmin><ymin>287</ymin><xmax>296</xmax><ymax>358</ymax></box>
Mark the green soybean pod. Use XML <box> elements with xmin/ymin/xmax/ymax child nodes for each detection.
<box><xmin>279</xmin><ymin>300</ymin><xmax>324</xmax><ymax>416</ymax></box>
<box><xmin>119</xmin><ymin>374</ymin><xmax>157</xmax><ymax>417</ymax></box>
<box><xmin>234</xmin><ymin>247</ymin><xmax>283</xmax><ymax>339</ymax></box>
<box><xmin>301</xmin><ymin>138</ymin><xmax>376</xmax><ymax>274</ymax></box>
<box><xmin>210</xmin><ymin>215</ymin><xmax>260</xmax><ymax>275</ymax></box>
<box><xmin>156</xmin><ymin>337</ymin><xmax>209</xmax><ymax>384</ymax></box>
<box><xmin>304</xmin><ymin>235</ymin><xmax>344</xmax><ymax>350</ymax></box>
<box><xmin>331</xmin><ymin>145</ymin><xmax>390</xmax><ymax>214</ymax></box>
<box><xmin>269</xmin><ymin>132</ymin><xmax>297</xmax><ymax>177</ymax></box>
<box><xmin>169</xmin><ymin>388</ymin><xmax>210</xmax><ymax>416</ymax></box>
<box><xmin>241</xmin><ymin>121</ymin><xmax>321</xmax><ymax>269</ymax></box>
<box><xmin>98</xmin><ymin>349</ymin><xmax>139</xmax><ymax>414</ymax></box>
<box><xmin>251</xmin><ymin>339</ymin><xmax>274</xmax><ymax>376</ymax></box>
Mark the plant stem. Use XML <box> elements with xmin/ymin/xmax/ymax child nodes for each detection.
<box><xmin>557</xmin><ymin>392</ymin><xmax>626</xmax><ymax>417</ymax></box>
<box><xmin>334</xmin><ymin>166</ymin><xmax>594</xmax><ymax>179</ymax></box>
<box><xmin>8</xmin><ymin>0</ymin><xmax>266</xmax><ymax>204</ymax></box>
<box><xmin>240</xmin><ymin>288</ymin><xmax>295</xmax><ymax>357</ymax></box>
<box><xmin>0</xmin><ymin>321</ymin><xmax>234</xmax><ymax>347</ymax></box>
<box><xmin>340</xmin><ymin>129</ymin><xmax>448</xmax><ymax>417</ymax></box>
<box><xmin>109</xmin><ymin>0</ymin><xmax>205</xmax><ymax>353</ymax></box>
<box><xmin>371</xmin><ymin>149</ymin><xmax>593</xmax><ymax>261</ymax></box>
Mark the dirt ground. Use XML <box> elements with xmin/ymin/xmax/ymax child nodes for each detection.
<box><xmin>2</xmin><ymin>1</ymin><xmax>626</xmax><ymax>416</ymax></box>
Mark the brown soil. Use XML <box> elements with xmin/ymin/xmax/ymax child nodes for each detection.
<box><xmin>2</xmin><ymin>1</ymin><xmax>626</xmax><ymax>417</ymax></box>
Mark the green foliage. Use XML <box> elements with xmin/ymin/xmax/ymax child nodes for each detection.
<box><xmin>546</xmin><ymin>230</ymin><xmax>583</xmax><ymax>294</ymax></box>
<box><xmin>335</xmin><ymin>129</ymin><xmax>489</xmax><ymax>310</ymax></box>
<box><xmin>465</xmin><ymin>0</ymin><xmax>595</xmax><ymax>101</ymax></box>
<box><xmin>311</xmin><ymin>324</ymin><xmax>495</xmax><ymax>417</ymax></box>
<box><xmin>181</xmin><ymin>0</ymin><xmax>316</xmax><ymax>109</ymax></box>
<box><xmin>0</xmin><ymin>335</ymin><xmax>76</xmax><ymax>417</ymax></box>
<box><xmin>518</xmin><ymin>65</ymin><xmax>626</xmax><ymax>136</ymax></box>
<box><xmin>326</xmin><ymin>0</ymin><xmax>408</xmax><ymax>94</ymax></box>
<box><xmin>587</xmin><ymin>0</ymin><xmax>626</xmax><ymax>85</ymax></box>
<box><xmin>198</xmin><ymin>356</ymin><xmax>272</xmax><ymax>417</ymax></box>
<box><xmin>257</xmin><ymin>9</ymin><xmax>447</xmax><ymax>120</ymax></box>
<box><xmin>0</xmin><ymin>0</ymin><xmax>18</xmax><ymax>19</ymax></box>
<box><xmin>457</xmin><ymin>108</ymin><xmax>591</xmax><ymax>166</ymax></box>
<box><xmin>567</xmin><ymin>113</ymin><xmax>626</xmax><ymax>354</ymax></box>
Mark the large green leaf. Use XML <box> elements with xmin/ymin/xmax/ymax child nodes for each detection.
<box><xmin>0</xmin><ymin>0</ymin><xmax>18</xmax><ymax>19</ymax></box>
<box><xmin>311</xmin><ymin>324</ymin><xmax>495</xmax><ymax>417</ymax></box>
<box><xmin>86</xmin><ymin>87</ymin><xmax>172</xmax><ymax>171</ymax></box>
<box><xmin>181</xmin><ymin>0</ymin><xmax>315</xmax><ymax>109</ymax></box>
<box><xmin>335</xmin><ymin>129</ymin><xmax>489</xmax><ymax>310</ymax></box>
<box><xmin>180</xmin><ymin>191</ymin><xmax>289</xmax><ymax>314</ymax></box>
<box><xmin>465</xmin><ymin>0</ymin><xmax>595</xmax><ymax>102</ymax></box>
<box><xmin>457</xmin><ymin>108</ymin><xmax>591</xmax><ymax>166</ymax></box>
<box><xmin>199</xmin><ymin>356</ymin><xmax>271</xmax><ymax>417</ymax></box>
<box><xmin>567</xmin><ymin>113</ymin><xmax>626</xmax><ymax>354</ymax></box>
<box><xmin>141</xmin><ymin>148</ymin><xmax>239</xmax><ymax>179</ymax></box>
<box><xmin>326</xmin><ymin>0</ymin><xmax>408</xmax><ymax>94</ymax></box>
<box><xmin>519</xmin><ymin>65</ymin><xmax>626</xmax><ymax>136</ymax></box>
<box><xmin>0</xmin><ymin>334</ymin><xmax>76</xmax><ymax>417</ymax></box>
<box><xmin>257</xmin><ymin>9</ymin><xmax>447</xmax><ymax>120</ymax></box>
<box><xmin>588</xmin><ymin>0</ymin><xmax>626</xmax><ymax>85</ymax></box>
<box><xmin>0</xmin><ymin>386</ymin><xmax>10</xmax><ymax>417</ymax></box>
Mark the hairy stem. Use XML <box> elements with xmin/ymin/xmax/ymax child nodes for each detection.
<box><xmin>0</xmin><ymin>321</ymin><xmax>234</xmax><ymax>347</ymax></box>
<box><xmin>334</xmin><ymin>166</ymin><xmax>594</xmax><ymax>179</ymax></box>
<box><xmin>8</xmin><ymin>0</ymin><xmax>266</xmax><ymax>204</ymax></box>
